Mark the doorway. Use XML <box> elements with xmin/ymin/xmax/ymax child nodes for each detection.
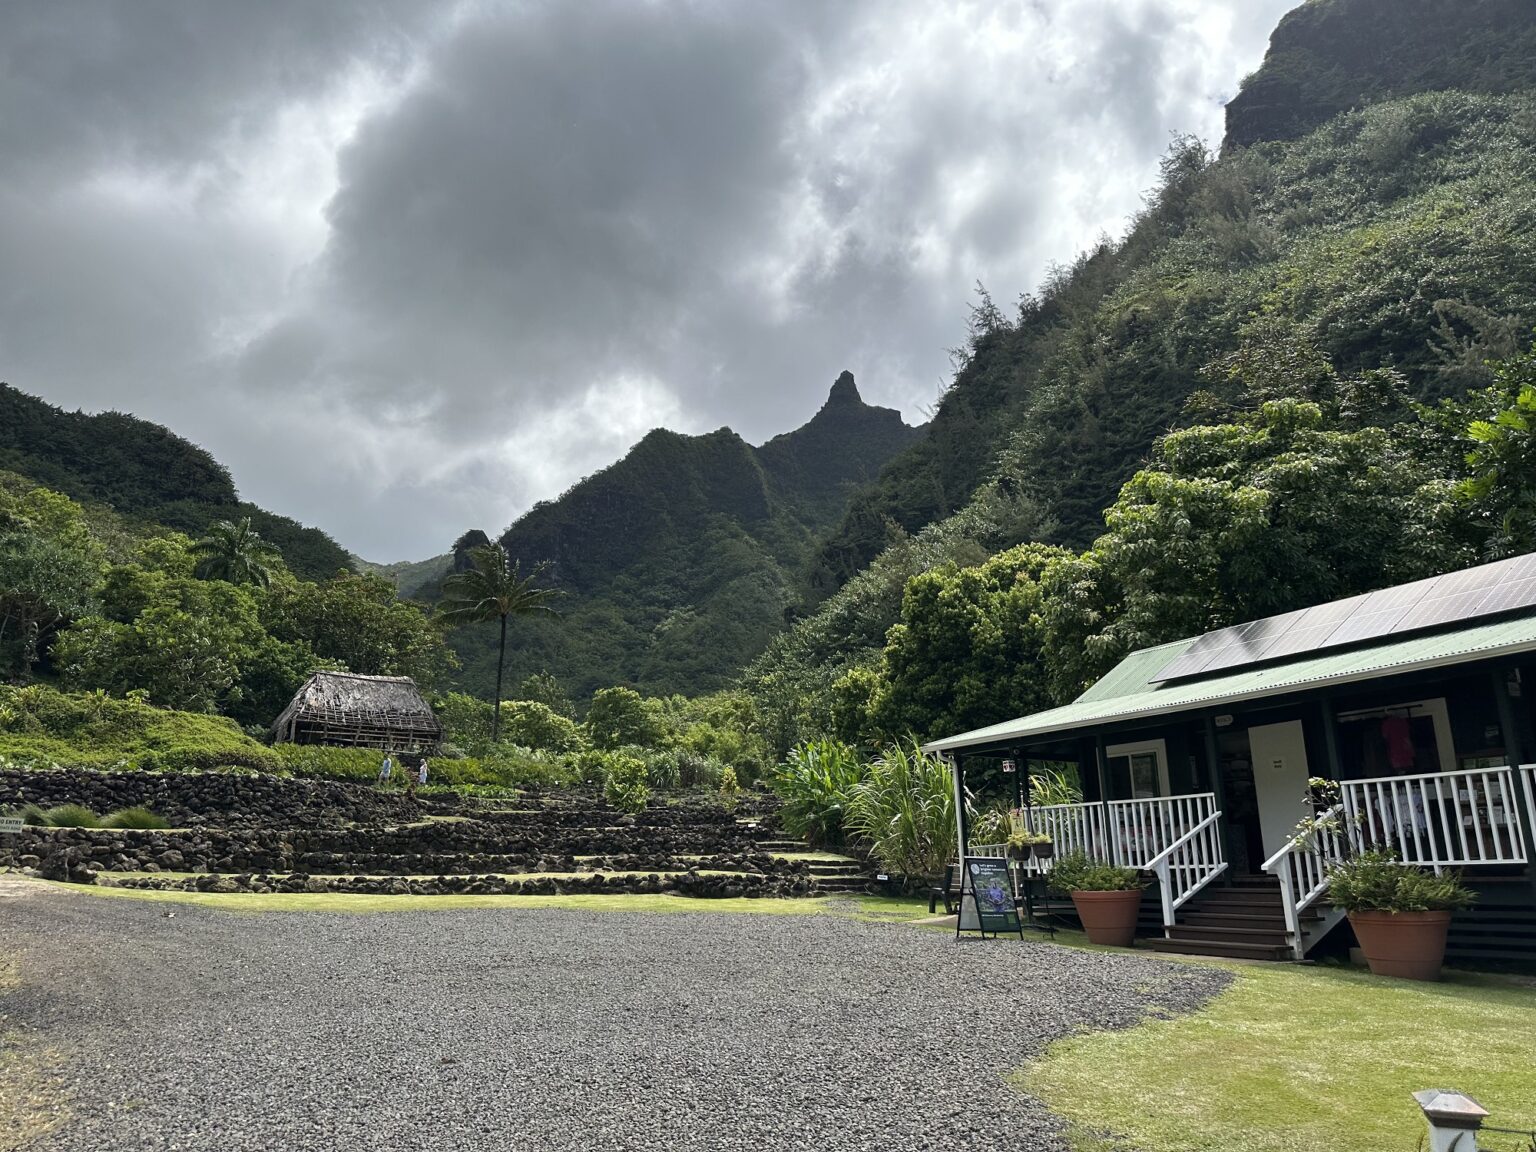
<box><xmin>1249</xmin><ymin>720</ymin><xmax>1312</xmax><ymax>861</ymax></box>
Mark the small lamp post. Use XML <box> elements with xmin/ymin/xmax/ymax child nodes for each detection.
<box><xmin>1414</xmin><ymin>1089</ymin><xmax>1488</xmax><ymax>1152</ymax></box>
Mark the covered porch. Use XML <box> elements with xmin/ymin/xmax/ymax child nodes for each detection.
<box><xmin>929</xmin><ymin>622</ymin><xmax>1536</xmax><ymax>964</ymax></box>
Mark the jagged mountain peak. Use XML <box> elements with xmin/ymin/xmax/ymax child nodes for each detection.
<box><xmin>826</xmin><ymin>370</ymin><xmax>861</xmax><ymax>407</ymax></box>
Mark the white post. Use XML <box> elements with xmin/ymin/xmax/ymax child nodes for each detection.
<box><xmin>948</xmin><ymin>753</ymin><xmax>966</xmax><ymax>866</ymax></box>
<box><xmin>1414</xmin><ymin>1090</ymin><xmax>1488</xmax><ymax>1152</ymax></box>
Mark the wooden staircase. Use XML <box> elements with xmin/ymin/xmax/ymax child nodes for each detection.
<box><xmin>1143</xmin><ymin>874</ymin><xmax>1308</xmax><ymax>962</ymax></box>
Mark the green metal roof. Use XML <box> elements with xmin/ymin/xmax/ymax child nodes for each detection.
<box><xmin>923</xmin><ymin>613</ymin><xmax>1536</xmax><ymax>755</ymax></box>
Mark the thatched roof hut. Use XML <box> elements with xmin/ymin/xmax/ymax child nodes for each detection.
<box><xmin>271</xmin><ymin>671</ymin><xmax>442</xmax><ymax>752</ymax></box>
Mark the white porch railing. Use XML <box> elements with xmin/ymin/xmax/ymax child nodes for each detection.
<box><xmin>1263</xmin><ymin>802</ymin><xmax>1349</xmax><ymax>959</ymax></box>
<box><xmin>1342</xmin><ymin>765</ymin><xmax>1528</xmax><ymax>870</ymax></box>
<box><xmin>1265</xmin><ymin>764</ymin><xmax>1536</xmax><ymax>959</ymax></box>
<box><xmin>994</xmin><ymin>793</ymin><xmax>1218</xmax><ymax>874</ymax></box>
<box><xmin>1147</xmin><ymin>810</ymin><xmax>1228</xmax><ymax>930</ymax></box>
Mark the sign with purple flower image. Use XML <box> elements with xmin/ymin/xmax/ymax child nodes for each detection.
<box><xmin>956</xmin><ymin>857</ymin><xmax>1022</xmax><ymax>938</ymax></box>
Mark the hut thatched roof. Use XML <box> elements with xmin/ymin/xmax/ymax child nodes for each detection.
<box><xmin>272</xmin><ymin>671</ymin><xmax>442</xmax><ymax>748</ymax></box>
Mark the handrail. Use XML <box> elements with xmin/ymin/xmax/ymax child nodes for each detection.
<box><xmin>1262</xmin><ymin>802</ymin><xmax>1347</xmax><ymax>959</ymax></box>
<box><xmin>1146</xmin><ymin>810</ymin><xmax>1227</xmax><ymax>930</ymax></box>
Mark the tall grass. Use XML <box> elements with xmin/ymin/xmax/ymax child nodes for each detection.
<box><xmin>100</xmin><ymin>806</ymin><xmax>172</xmax><ymax>830</ymax></box>
<box><xmin>772</xmin><ymin>739</ymin><xmax>866</xmax><ymax>848</ymax></box>
<box><xmin>845</xmin><ymin>738</ymin><xmax>956</xmax><ymax>884</ymax></box>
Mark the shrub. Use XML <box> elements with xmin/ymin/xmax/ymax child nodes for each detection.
<box><xmin>500</xmin><ymin>701</ymin><xmax>584</xmax><ymax>754</ymax></box>
<box><xmin>585</xmin><ymin>687</ymin><xmax>665</xmax><ymax>750</ymax></box>
<box><xmin>676</xmin><ymin>749</ymin><xmax>724</xmax><ymax>789</ymax></box>
<box><xmin>771</xmin><ymin>739</ymin><xmax>866</xmax><ymax>848</ymax></box>
<box><xmin>1046</xmin><ymin>852</ymin><xmax>1144</xmax><ymax>894</ymax></box>
<box><xmin>41</xmin><ymin>803</ymin><xmax>101</xmax><ymax>828</ymax></box>
<box><xmin>718</xmin><ymin>765</ymin><xmax>741</xmax><ymax>813</ymax></box>
<box><xmin>638</xmin><ymin>747</ymin><xmax>682</xmax><ymax>790</ymax></box>
<box><xmin>1326</xmin><ymin>851</ymin><xmax>1476</xmax><ymax>912</ymax></box>
<box><xmin>100</xmin><ymin>806</ymin><xmax>171</xmax><ymax>830</ymax></box>
<box><xmin>573</xmin><ymin>749</ymin><xmax>610</xmax><ymax>788</ymax></box>
<box><xmin>9</xmin><ymin>804</ymin><xmax>49</xmax><ymax>826</ymax></box>
<box><xmin>845</xmin><ymin>738</ymin><xmax>957</xmax><ymax>883</ymax></box>
<box><xmin>603</xmin><ymin>753</ymin><xmax>651</xmax><ymax>813</ymax></box>
<box><xmin>480</xmin><ymin>746</ymin><xmax>578</xmax><ymax>790</ymax></box>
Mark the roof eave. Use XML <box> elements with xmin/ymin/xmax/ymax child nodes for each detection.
<box><xmin>921</xmin><ymin>632</ymin><xmax>1536</xmax><ymax>756</ymax></box>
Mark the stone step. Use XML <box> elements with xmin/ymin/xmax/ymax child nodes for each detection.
<box><xmin>1142</xmin><ymin>936</ymin><xmax>1293</xmax><ymax>961</ymax></box>
<box><xmin>1167</xmin><ymin>924</ymin><xmax>1291</xmax><ymax>947</ymax></box>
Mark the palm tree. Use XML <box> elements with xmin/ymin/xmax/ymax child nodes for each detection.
<box><xmin>191</xmin><ymin>517</ymin><xmax>281</xmax><ymax>587</ymax></box>
<box><xmin>437</xmin><ymin>543</ymin><xmax>561</xmax><ymax>741</ymax></box>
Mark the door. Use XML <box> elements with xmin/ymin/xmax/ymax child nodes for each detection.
<box><xmin>1248</xmin><ymin>720</ymin><xmax>1311</xmax><ymax>860</ymax></box>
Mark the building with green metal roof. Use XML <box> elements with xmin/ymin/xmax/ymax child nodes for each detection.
<box><xmin>924</xmin><ymin>553</ymin><xmax>1536</xmax><ymax>965</ymax></box>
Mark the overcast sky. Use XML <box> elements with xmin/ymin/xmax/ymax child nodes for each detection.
<box><xmin>0</xmin><ymin>0</ymin><xmax>1295</xmax><ymax>560</ymax></box>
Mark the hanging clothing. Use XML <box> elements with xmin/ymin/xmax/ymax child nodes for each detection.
<box><xmin>1381</xmin><ymin>714</ymin><xmax>1416</xmax><ymax>771</ymax></box>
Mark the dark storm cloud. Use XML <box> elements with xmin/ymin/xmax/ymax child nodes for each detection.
<box><xmin>0</xmin><ymin>1</ymin><xmax>1295</xmax><ymax>559</ymax></box>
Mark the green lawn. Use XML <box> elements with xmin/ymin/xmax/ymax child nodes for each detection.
<box><xmin>61</xmin><ymin>882</ymin><xmax>933</xmax><ymax>920</ymax></box>
<box><xmin>1022</xmin><ymin>961</ymin><xmax>1536</xmax><ymax>1152</ymax></box>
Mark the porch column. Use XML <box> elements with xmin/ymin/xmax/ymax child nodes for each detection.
<box><xmin>1094</xmin><ymin>731</ymin><xmax>1115</xmax><ymax>866</ymax></box>
<box><xmin>1318</xmin><ymin>694</ymin><xmax>1344</xmax><ymax>780</ymax></box>
<box><xmin>1203</xmin><ymin>715</ymin><xmax>1231</xmax><ymax>868</ymax></box>
<box><xmin>949</xmin><ymin>753</ymin><xmax>969</xmax><ymax>864</ymax></box>
<box><xmin>1493</xmin><ymin>669</ymin><xmax>1536</xmax><ymax>880</ymax></box>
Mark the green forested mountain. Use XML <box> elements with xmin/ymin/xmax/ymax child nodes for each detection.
<box><xmin>804</xmin><ymin>0</ymin><xmax>1536</xmax><ymax>596</ymax></box>
<box><xmin>0</xmin><ymin>384</ymin><xmax>353</xmax><ymax>582</ymax></box>
<box><xmin>447</xmin><ymin>373</ymin><xmax>921</xmax><ymax>700</ymax></box>
<box><xmin>750</xmin><ymin>0</ymin><xmax>1536</xmax><ymax>747</ymax></box>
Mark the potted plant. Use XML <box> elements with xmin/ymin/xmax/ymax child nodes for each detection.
<box><xmin>1030</xmin><ymin>831</ymin><xmax>1055</xmax><ymax>861</ymax></box>
<box><xmin>1006</xmin><ymin>827</ymin><xmax>1035</xmax><ymax>862</ymax></box>
<box><xmin>1327</xmin><ymin>851</ymin><xmax>1475</xmax><ymax>981</ymax></box>
<box><xmin>1047</xmin><ymin>851</ymin><xmax>1146</xmax><ymax>947</ymax></box>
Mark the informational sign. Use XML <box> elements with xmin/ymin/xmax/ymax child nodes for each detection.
<box><xmin>0</xmin><ymin>816</ymin><xmax>24</xmax><ymax>836</ymax></box>
<box><xmin>956</xmin><ymin>857</ymin><xmax>1023</xmax><ymax>939</ymax></box>
<box><xmin>1001</xmin><ymin>758</ymin><xmax>1016</xmax><ymax>774</ymax></box>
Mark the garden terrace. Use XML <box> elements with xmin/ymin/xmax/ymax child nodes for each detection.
<box><xmin>0</xmin><ymin>767</ymin><xmax>419</xmax><ymax>828</ymax></box>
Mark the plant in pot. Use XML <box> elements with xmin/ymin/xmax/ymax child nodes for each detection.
<box><xmin>1047</xmin><ymin>851</ymin><xmax>1145</xmax><ymax>947</ymax></box>
<box><xmin>1030</xmin><ymin>832</ymin><xmax>1055</xmax><ymax>861</ymax></box>
<box><xmin>1005</xmin><ymin>827</ymin><xmax>1036</xmax><ymax>862</ymax></box>
<box><xmin>1326</xmin><ymin>851</ymin><xmax>1475</xmax><ymax>981</ymax></box>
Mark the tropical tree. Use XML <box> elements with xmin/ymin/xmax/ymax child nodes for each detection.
<box><xmin>191</xmin><ymin>517</ymin><xmax>281</xmax><ymax>587</ymax></box>
<box><xmin>437</xmin><ymin>544</ymin><xmax>561</xmax><ymax>741</ymax></box>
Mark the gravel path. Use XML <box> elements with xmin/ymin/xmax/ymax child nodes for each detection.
<box><xmin>2</xmin><ymin>881</ymin><xmax>1230</xmax><ymax>1151</ymax></box>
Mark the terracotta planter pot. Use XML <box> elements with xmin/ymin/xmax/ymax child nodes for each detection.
<box><xmin>1071</xmin><ymin>889</ymin><xmax>1143</xmax><ymax>947</ymax></box>
<box><xmin>1348</xmin><ymin>909</ymin><xmax>1453</xmax><ymax>981</ymax></box>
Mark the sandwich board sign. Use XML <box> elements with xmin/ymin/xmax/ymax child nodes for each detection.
<box><xmin>956</xmin><ymin>857</ymin><xmax>1023</xmax><ymax>939</ymax></box>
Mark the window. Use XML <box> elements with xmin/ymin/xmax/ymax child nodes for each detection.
<box><xmin>1105</xmin><ymin>739</ymin><xmax>1169</xmax><ymax>798</ymax></box>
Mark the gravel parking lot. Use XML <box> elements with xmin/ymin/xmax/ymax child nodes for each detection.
<box><xmin>3</xmin><ymin>882</ymin><xmax>1230</xmax><ymax>1151</ymax></box>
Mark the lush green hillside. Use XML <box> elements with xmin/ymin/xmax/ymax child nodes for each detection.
<box><xmin>806</xmin><ymin>21</ymin><xmax>1536</xmax><ymax>591</ymax></box>
<box><xmin>1224</xmin><ymin>0</ymin><xmax>1536</xmax><ymax>149</ymax></box>
<box><xmin>0</xmin><ymin>383</ymin><xmax>353</xmax><ymax>582</ymax></box>
<box><xmin>753</xmin><ymin>0</ymin><xmax>1536</xmax><ymax>744</ymax></box>
<box><xmin>447</xmin><ymin>374</ymin><xmax>922</xmax><ymax>701</ymax></box>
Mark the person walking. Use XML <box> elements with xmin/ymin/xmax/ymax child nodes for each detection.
<box><xmin>377</xmin><ymin>753</ymin><xmax>393</xmax><ymax>787</ymax></box>
<box><xmin>416</xmin><ymin>755</ymin><xmax>430</xmax><ymax>790</ymax></box>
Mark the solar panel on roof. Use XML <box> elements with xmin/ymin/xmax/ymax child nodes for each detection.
<box><xmin>1151</xmin><ymin>552</ymin><xmax>1536</xmax><ymax>683</ymax></box>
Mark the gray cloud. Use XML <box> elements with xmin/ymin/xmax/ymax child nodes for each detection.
<box><xmin>0</xmin><ymin>0</ymin><xmax>1294</xmax><ymax>559</ymax></box>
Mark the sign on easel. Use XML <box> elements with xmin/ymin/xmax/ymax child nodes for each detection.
<box><xmin>956</xmin><ymin>857</ymin><xmax>1023</xmax><ymax>939</ymax></box>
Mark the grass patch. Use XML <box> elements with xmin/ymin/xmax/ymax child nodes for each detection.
<box><xmin>62</xmin><ymin>882</ymin><xmax>936</xmax><ymax>920</ymax></box>
<box><xmin>1021</xmin><ymin>961</ymin><xmax>1536</xmax><ymax>1152</ymax></box>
